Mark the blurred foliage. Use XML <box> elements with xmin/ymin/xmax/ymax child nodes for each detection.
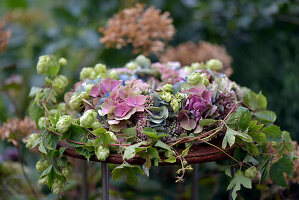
<box><xmin>0</xmin><ymin>0</ymin><xmax>299</xmax><ymax>199</ymax></box>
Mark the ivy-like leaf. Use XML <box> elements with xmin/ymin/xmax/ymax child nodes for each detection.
<box><xmin>141</xmin><ymin>127</ymin><xmax>167</xmax><ymax>138</ymax></box>
<box><xmin>238</xmin><ymin>108</ymin><xmax>251</xmax><ymax>131</ymax></box>
<box><xmin>270</xmin><ymin>154</ymin><xmax>294</xmax><ymax>187</ymax></box>
<box><xmin>253</xmin><ymin>111</ymin><xmax>276</xmax><ymax>123</ymax></box>
<box><xmin>123</xmin><ymin>142</ymin><xmax>146</xmax><ymax>160</ymax></box>
<box><xmin>199</xmin><ymin>119</ymin><xmax>216</xmax><ymax>127</ymax></box>
<box><xmin>111</xmin><ymin>163</ymin><xmax>144</xmax><ymax>186</ymax></box>
<box><xmin>43</xmin><ymin>132</ymin><xmax>59</xmax><ymax>149</ymax></box>
<box><xmin>262</xmin><ymin>125</ymin><xmax>283</xmax><ymax>143</ymax></box>
<box><xmin>155</xmin><ymin>140</ymin><xmax>172</xmax><ymax>152</ymax></box>
<box><xmin>227</xmin><ymin>170</ymin><xmax>252</xmax><ymax>200</ymax></box>
<box><xmin>66</xmin><ymin>124</ymin><xmax>89</xmax><ymax>143</ymax></box>
<box><xmin>222</xmin><ymin>127</ymin><xmax>237</xmax><ymax>149</ymax></box>
<box><xmin>28</xmin><ymin>102</ymin><xmax>44</xmax><ymax>124</ymax></box>
<box><xmin>74</xmin><ymin>147</ymin><xmax>94</xmax><ymax>161</ymax></box>
<box><xmin>122</xmin><ymin>126</ymin><xmax>137</xmax><ymax>137</ymax></box>
<box><xmin>243</xmin><ymin>91</ymin><xmax>267</xmax><ymax>111</ymax></box>
<box><xmin>259</xmin><ymin>156</ymin><xmax>271</xmax><ymax>183</ymax></box>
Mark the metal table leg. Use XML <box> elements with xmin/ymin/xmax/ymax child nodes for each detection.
<box><xmin>192</xmin><ymin>164</ymin><xmax>199</xmax><ymax>200</ymax></box>
<box><xmin>82</xmin><ymin>160</ymin><xmax>88</xmax><ymax>200</ymax></box>
<box><xmin>101</xmin><ymin>162</ymin><xmax>109</xmax><ymax>200</ymax></box>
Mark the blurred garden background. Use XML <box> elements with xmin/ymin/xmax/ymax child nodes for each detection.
<box><xmin>0</xmin><ymin>0</ymin><xmax>298</xmax><ymax>199</ymax></box>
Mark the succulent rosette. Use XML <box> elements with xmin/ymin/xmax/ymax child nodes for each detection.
<box><xmin>26</xmin><ymin>54</ymin><xmax>295</xmax><ymax>200</ymax></box>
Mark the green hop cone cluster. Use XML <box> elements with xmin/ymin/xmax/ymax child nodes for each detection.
<box><xmin>57</xmin><ymin>102</ymin><xmax>66</xmax><ymax>114</ymax></box>
<box><xmin>125</xmin><ymin>61</ymin><xmax>138</xmax><ymax>70</ymax></box>
<box><xmin>160</xmin><ymin>91</ymin><xmax>173</xmax><ymax>103</ymax></box>
<box><xmin>58</xmin><ymin>57</ymin><xmax>67</xmax><ymax>66</ymax></box>
<box><xmin>56</xmin><ymin>115</ymin><xmax>73</xmax><ymax>133</ymax></box>
<box><xmin>80</xmin><ymin>91</ymin><xmax>89</xmax><ymax>100</ymax></box>
<box><xmin>108</xmin><ymin>70</ymin><xmax>119</xmax><ymax>80</ymax></box>
<box><xmin>170</xmin><ymin>98</ymin><xmax>181</xmax><ymax>113</ymax></box>
<box><xmin>36</xmin><ymin>55</ymin><xmax>56</xmax><ymax>74</ymax></box>
<box><xmin>80</xmin><ymin>63</ymin><xmax>107</xmax><ymax>81</ymax></box>
<box><xmin>25</xmin><ymin>133</ymin><xmax>39</xmax><ymax>148</ymax></box>
<box><xmin>80</xmin><ymin>109</ymin><xmax>98</xmax><ymax>128</ymax></box>
<box><xmin>52</xmin><ymin>178</ymin><xmax>65</xmax><ymax>195</ymax></box>
<box><xmin>38</xmin><ymin>117</ymin><xmax>49</xmax><ymax>129</ymax></box>
<box><xmin>36</xmin><ymin>160</ymin><xmax>50</xmax><ymax>172</ymax></box>
<box><xmin>53</xmin><ymin>75</ymin><xmax>68</xmax><ymax>94</ymax></box>
<box><xmin>84</xmin><ymin>84</ymin><xmax>94</xmax><ymax>93</ymax></box>
<box><xmin>95</xmin><ymin>146</ymin><xmax>110</xmax><ymax>161</ymax></box>
<box><xmin>187</xmin><ymin>72</ymin><xmax>209</xmax><ymax>86</ymax></box>
<box><xmin>36</xmin><ymin>55</ymin><xmax>65</xmax><ymax>77</ymax></box>
<box><xmin>244</xmin><ymin>166</ymin><xmax>257</xmax><ymax>179</ymax></box>
<box><xmin>205</xmin><ymin>59</ymin><xmax>223</xmax><ymax>71</ymax></box>
<box><xmin>135</xmin><ymin>55</ymin><xmax>151</xmax><ymax>68</ymax></box>
<box><xmin>162</xmin><ymin>84</ymin><xmax>173</xmax><ymax>93</ymax></box>
<box><xmin>39</xmin><ymin>176</ymin><xmax>48</xmax><ymax>185</ymax></box>
<box><xmin>69</xmin><ymin>93</ymin><xmax>83</xmax><ymax>110</ymax></box>
<box><xmin>91</xmin><ymin>121</ymin><xmax>102</xmax><ymax>130</ymax></box>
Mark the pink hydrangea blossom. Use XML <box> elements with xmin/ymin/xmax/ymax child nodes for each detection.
<box><xmin>98</xmin><ymin>84</ymin><xmax>147</xmax><ymax>131</ymax></box>
<box><xmin>90</xmin><ymin>78</ymin><xmax>122</xmax><ymax>98</ymax></box>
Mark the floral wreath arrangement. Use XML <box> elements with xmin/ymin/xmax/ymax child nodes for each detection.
<box><xmin>25</xmin><ymin>54</ymin><xmax>295</xmax><ymax>199</ymax></box>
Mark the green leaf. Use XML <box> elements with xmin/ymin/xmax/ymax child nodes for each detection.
<box><xmin>248</xmin><ymin>131</ymin><xmax>266</xmax><ymax>143</ymax></box>
<box><xmin>123</xmin><ymin>142</ymin><xmax>147</xmax><ymax>160</ymax></box>
<box><xmin>243</xmin><ymin>91</ymin><xmax>267</xmax><ymax>111</ymax></box>
<box><xmin>227</xmin><ymin>170</ymin><xmax>252</xmax><ymax>200</ymax></box>
<box><xmin>253</xmin><ymin>111</ymin><xmax>276</xmax><ymax>123</ymax></box>
<box><xmin>182</xmin><ymin>146</ymin><xmax>190</xmax><ymax>157</ymax></box>
<box><xmin>111</xmin><ymin>163</ymin><xmax>144</xmax><ymax>186</ymax></box>
<box><xmin>66</xmin><ymin>124</ymin><xmax>89</xmax><ymax>143</ymax></box>
<box><xmin>243</xmin><ymin>155</ymin><xmax>259</xmax><ymax>165</ymax></box>
<box><xmin>41</xmin><ymin>165</ymin><xmax>52</xmax><ymax>178</ymax></box>
<box><xmin>28</xmin><ymin>102</ymin><xmax>44</xmax><ymax>124</ymax></box>
<box><xmin>270</xmin><ymin>154</ymin><xmax>294</xmax><ymax>187</ymax></box>
<box><xmin>38</xmin><ymin>142</ymin><xmax>47</xmax><ymax>154</ymax></box>
<box><xmin>94</xmin><ymin>132</ymin><xmax>112</xmax><ymax>148</ymax></box>
<box><xmin>262</xmin><ymin>125</ymin><xmax>283</xmax><ymax>143</ymax></box>
<box><xmin>155</xmin><ymin>140</ymin><xmax>172</xmax><ymax>152</ymax></box>
<box><xmin>282</xmin><ymin>131</ymin><xmax>294</xmax><ymax>152</ymax></box>
<box><xmin>165</xmin><ymin>156</ymin><xmax>176</xmax><ymax>163</ymax></box>
<box><xmin>43</xmin><ymin>132</ymin><xmax>59</xmax><ymax>149</ymax></box>
<box><xmin>93</xmin><ymin>128</ymin><xmax>107</xmax><ymax>136</ymax></box>
<box><xmin>259</xmin><ymin>156</ymin><xmax>271</xmax><ymax>183</ymax></box>
<box><xmin>141</xmin><ymin>127</ymin><xmax>167</xmax><ymax>138</ymax></box>
<box><xmin>245</xmin><ymin>143</ymin><xmax>259</xmax><ymax>156</ymax></box>
<box><xmin>122</xmin><ymin>126</ymin><xmax>137</xmax><ymax>137</ymax></box>
<box><xmin>238</xmin><ymin>108</ymin><xmax>252</xmax><ymax>131</ymax></box>
<box><xmin>29</xmin><ymin>87</ymin><xmax>42</xmax><ymax>97</ymax></box>
<box><xmin>59</xmin><ymin>147</ymin><xmax>67</xmax><ymax>157</ymax></box>
<box><xmin>74</xmin><ymin>147</ymin><xmax>94</xmax><ymax>161</ymax></box>
<box><xmin>199</xmin><ymin>119</ymin><xmax>216</xmax><ymax>127</ymax></box>
<box><xmin>222</xmin><ymin>127</ymin><xmax>237</xmax><ymax>148</ymax></box>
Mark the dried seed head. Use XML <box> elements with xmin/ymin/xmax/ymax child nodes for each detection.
<box><xmin>99</xmin><ymin>4</ymin><xmax>175</xmax><ymax>55</ymax></box>
<box><xmin>160</xmin><ymin>41</ymin><xmax>233</xmax><ymax>77</ymax></box>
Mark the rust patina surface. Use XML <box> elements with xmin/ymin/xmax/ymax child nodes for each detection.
<box><xmin>57</xmin><ymin>137</ymin><xmax>235</xmax><ymax>165</ymax></box>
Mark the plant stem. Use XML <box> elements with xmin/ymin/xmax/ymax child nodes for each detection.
<box><xmin>17</xmin><ymin>145</ymin><xmax>38</xmax><ymax>199</ymax></box>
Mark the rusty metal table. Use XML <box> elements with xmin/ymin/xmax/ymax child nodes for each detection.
<box><xmin>57</xmin><ymin>137</ymin><xmax>235</xmax><ymax>200</ymax></box>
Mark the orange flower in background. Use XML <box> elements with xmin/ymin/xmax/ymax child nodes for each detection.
<box><xmin>0</xmin><ymin>117</ymin><xmax>36</xmax><ymax>146</ymax></box>
<box><xmin>160</xmin><ymin>41</ymin><xmax>233</xmax><ymax>77</ymax></box>
<box><xmin>0</xmin><ymin>20</ymin><xmax>11</xmax><ymax>53</ymax></box>
<box><xmin>99</xmin><ymin>4</ymin><xmax>175</xmax><ymax>55</ymax></box>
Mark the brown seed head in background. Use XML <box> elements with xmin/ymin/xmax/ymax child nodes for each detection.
<box><xmin>160</xmin><ymin>41</ymin><xmax>233</xmax><ymax>77</ymax></box>
<box><xmin>0</xmin><ymin>117</ymin><xmax>36</xmax><ymax>146</ymax></box>
<box><xmin>99</xmin><ymin>4</ymin><xmax>175</xmax><ymax>55</ymax></box>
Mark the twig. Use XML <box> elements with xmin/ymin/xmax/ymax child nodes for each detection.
<box><xmin>17</xmin><ymin>145</ymin><xmax>38</xmax><ymax>198</ymax></box>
